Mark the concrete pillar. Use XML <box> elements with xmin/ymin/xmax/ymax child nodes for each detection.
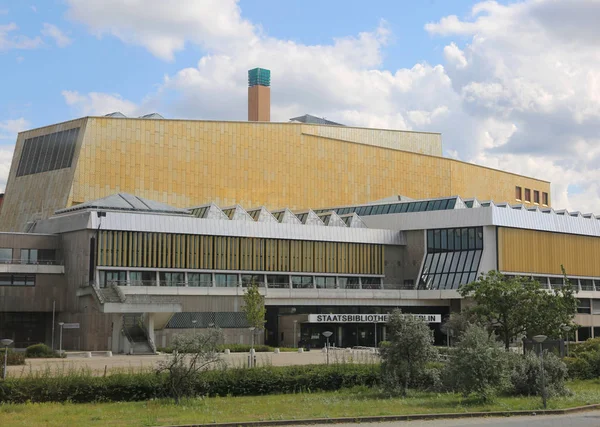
<box><xmin>111</xmin><ymin>315</ymin><xmax>123</xmax><ymax>354</ymax></box>
<box><xmin>144</xmin><ymin>313</ymin><xmax>156</xmax><ymax>346</ymax></box>
<box><xmin>337</xmin><ymin>325</ymin><xmax>343</xmax><ymax>347</ymax></box>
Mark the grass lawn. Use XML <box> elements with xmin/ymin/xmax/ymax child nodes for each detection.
<box><xmin>1</xmin><ymin>380</ymin><xmax>599</xmax><ymax>427</ymax></box>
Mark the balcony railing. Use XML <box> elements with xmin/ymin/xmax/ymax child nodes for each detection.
<box><xmin>99</xmin><ymin>279</ymin><xmax>419</xmax><ymax>291</ymax></box>
<box><xmin>0</xmin><ymin>258</ymin><xmax>62</xmax><ymax>265</ymax></box>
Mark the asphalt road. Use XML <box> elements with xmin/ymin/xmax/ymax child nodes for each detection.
<box><xmin>311</xmin><ymin>411</ymin><xmax>600</xmax><ymax>427</ymax></box>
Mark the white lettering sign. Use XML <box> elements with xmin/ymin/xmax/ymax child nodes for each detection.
<box><xmin>307</xmin><ymin>314</ymin><xmax>441</xmax><ymax>324</ymax></box>
<box><xmin>62</xmin><ymin>323</ymin><xmax>80</xmax><ymax>329</ymax></box>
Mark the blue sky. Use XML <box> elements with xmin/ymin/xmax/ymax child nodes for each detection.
<box><xmin>1</xmin><ymin>0</ymin><xmax>599</xmax><ymax>212</ymax></box>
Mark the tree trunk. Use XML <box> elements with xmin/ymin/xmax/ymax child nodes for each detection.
<box><xmin>504</xmin><ymin>333</ymin><xmax>510</xmax><ymax>351</ymax></box>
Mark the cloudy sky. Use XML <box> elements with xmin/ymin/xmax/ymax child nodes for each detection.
<box><xmin>1</xmin><ymin>0</ymin><xmax>599</xmax><ymax>212</ymax></box>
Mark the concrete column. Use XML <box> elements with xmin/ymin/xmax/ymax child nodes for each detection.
<box><xmin>337</xmin><ymin>325</ymin><xmax>343</xmax><ymax>347</ymax></box>
<box><xmin>144</xmin><ymin>313</ymin><xmax>156</xmax><ymax>346</ymax></box>
<box><xmin>111</xmin><ymin>314</ymin><xmax>123</xmax><ymax>354</ymax></box>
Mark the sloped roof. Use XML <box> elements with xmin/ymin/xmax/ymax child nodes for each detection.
<box><xmin>289</xmin><ymin>114</ymin><xmax>345</xmax><ymax>126</ymax></box>
<box><xmin>55</xmin><ymin>193</ymin><xmax>191</xmax><ymax>215</ymax></box>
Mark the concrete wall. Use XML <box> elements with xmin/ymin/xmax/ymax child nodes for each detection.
<box><xmin>383</xmin><ymin>230</ymin><xmax>425</xmax><ymax>286</ymax></box>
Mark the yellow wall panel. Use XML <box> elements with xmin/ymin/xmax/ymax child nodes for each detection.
<box><xmin>498</xmin><ymin>227</ymin><xmax>600</xmax><ymax>277</ymax></box>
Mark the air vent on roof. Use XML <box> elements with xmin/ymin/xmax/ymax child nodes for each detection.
<box><xmin>105</xmin><ymin>112</ymin><xmax>127</xmax><ymax>118</ymax></box>
<box><xmin>139</xmin><ymin>113</ymin><xmax>164</xmax><ymax>119</ymax></box>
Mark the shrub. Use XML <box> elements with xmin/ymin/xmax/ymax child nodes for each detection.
<box><xmin>444</xmin><ymin>324</ymin><xmax>510</xmax><ymax>401</ymax></box>
<box><xmin>510</xmin><ymin>351</ymin><xmax>569</xmax><ymax>397</ymax></box>
<box><xmin>0</xmin><ymin>348</ymin><xmax>26</xmax><ymax>366</ymax></box>
<box><xmin>570</xmin><ymin>337</ymin><xmax>600</xmax><ymax>356</ymax></box>
<box><xmin>380</xmin><ymin>310</ymin><xmax>437</xmax><ymax>395</ymax></box>
<box><xmin>564</xmin><ymin>356</ymin><xmax>594</xmax><ymax>380</ymax></box>
<box><xmin>0</xmin><ymin>364</ymin><xmax>380</xmax><ymax>404</ymax></box>
<box><xmin>25</xmin><ymin>344</ymin><xmax>59</xmax><ymax>358</ymax></box>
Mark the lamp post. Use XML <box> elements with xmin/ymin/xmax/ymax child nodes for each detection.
<box><xmin>191</xmin><ymin>319</ymin><xmax>197</xmax><ymax>336</ymax></box>
<box><xmin>374</xmin><ymin>320</ymin><xmax>378</xmax><ymax>349</ymax></box>
<box><xmin>533</xmin><ymin>335</ymin><xmax>548</xmax><ymax>409</ymax></box>
<box><xmin>561</xmin><ymin>325</ymin><xmax>571</xmax><ymax>357</ymax></box>
<box><xmin>2</xmin><ymin>338</ymin><xmax>13</xmax><ymax>380</ymax></box>
<box><xmin>322</xmin><ymin>331</ymin><xmax>333</xmax><ymax>365</ymax></box>
<box><xmin>293</xmin><ymin>320</ymin><xmax>298</xmax><ymax>348</ymax></box>
<box><xmin>58</xmin><ymin>322</ymin><xmax>64</xmax><ymax>354</ymax></box>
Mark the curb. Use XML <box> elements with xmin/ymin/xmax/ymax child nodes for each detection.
<box><xmin>163</xmin><ymin>403</ymin><xmax>600</xmax><ymax>427</ymax></box>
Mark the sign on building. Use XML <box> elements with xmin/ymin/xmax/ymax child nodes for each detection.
<box><xmin>307</xmin><ymin>314</ymin><xmax>441</xmax><ymax>324</ymax></box>
<box><xmin>62</xmin><ymin>323</ymin><xmax>80</xmax><ymax>329</ymax></box>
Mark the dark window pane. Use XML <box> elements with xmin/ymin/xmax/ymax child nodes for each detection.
<box><xmin>447</xmin><ymin>229</ymin><xmax>455</xmax><ymax>251</ymax></box>
<box><xmin>447</xmin><ymin>199</ymin><xmax>456</xmax><ymax>209</ymax></box>
<box><xmin>461</xmin><ymin>228</ymin><xmax>469</xmax><ymax>249</ymax></box>
<box><xmin>476</xmin><ymin>227</ymin><xmax>484</xmax><ymax>249</ymax></box>
<box><xmin>0</xmin><ymin>248</ymin><xmax>13</xmax><ymax>262</ymax></box>
<box><xmin>441</xmin><ymin>229</ymin><xmax>448</xmax><ymax>250</ymax></box>
<box><xmin>439</xmin><ymin>199</ymin><xmax>449</xmax><ymax>210</ymax></box>
<box><xmin>400</xmin><ymin>203</ymin><xmax>409</xmax><ymax>213</ymax></box>
<box><xmin>468</xmin><ymin>228</ymin><xmax>476</xmax><ymax>249</ymax></box>
<box><xmin>454</xmin><ymin>228</ymin><xmax>461</xmax><ymax>250</ymax></box>
<box><xmin>433</xmin><ymin>229</ymin><xmax>441</xmax><ymax>250</ymax></box>
<box><xmin>427</xmin><ymin>230</ymin><xmax>434</xmax><ymax>251</ymax></box>
<box><xmin>381</xmin><ymin>205</ymin><xmax>391</xmax><ymax>214</ymax></box>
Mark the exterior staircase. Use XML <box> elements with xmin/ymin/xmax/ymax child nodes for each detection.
<box><xmin>122</xmin><ymin>314</ymin><xmax>156</xmax><ymax>355</ymax></box>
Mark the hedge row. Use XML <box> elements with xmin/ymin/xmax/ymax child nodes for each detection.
<box><xmin>0</xmin><ymin>364</ymin><xmax>380</xmax><ymax>404</ymax></box>
<box><xmin>0</xmin><ymin>349</ymin><xmax>25</xmax><ymax>366</ymax></box>
<box><xmin>157</xmin><ymin>344</ymin><xmax>297</xmax><ymax>353</ymax></box>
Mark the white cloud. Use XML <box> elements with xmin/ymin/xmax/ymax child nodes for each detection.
<box><xmin>0</xmin><ymin>118</ymin><xmax>30</xmax><ymax>140</ymax></box>
<box><xmin>0</xmin><ymin>22</ymin><xmax>43</xmax><ymax>51</ymax></box>
<box><xmin>62</xmin><ymin>90</ymin><xmax>141</xmax><ymax>117</ymax></box>
<box><xmin>41</xmin><ymin>23</ymin><xmax>72</xmax><ymax>47</ymax></box>
<box><xmin>63</xmin><ymin>0</ymin><xmax>600</xmax><ymax>212</ymax></box>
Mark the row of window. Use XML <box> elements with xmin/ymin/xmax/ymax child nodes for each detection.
<box><xmin>503</xmin><ymin>275</ymin><xmax>598</xmax><ymax>292</ymax></box>
<box><xmin>0</xmin><ymin>274</ymin><xmax>36</xmax><ymax>286</ymax></box>
<box><xmin>515</xmin><ymin>186</ymin><xmax>549</xmax><ymax>205</ymax></box>
<box><xmin>0</xmin><ymin>248</ymin><xmax>57</xmax><ymax>264</ymax></box>
<box><xmin>577</xmin><ymin>299</ymin><xmax>600</xmax><ymax>315</ymax></box>
<box><xmin>16</xmin><ymin>128</ymin><xmax>79</xmax><ymax>177</ymax></box>
<box><xmin>426</xmin><ymin>227</ymin><xmax>484</xmax><ymax>252</ymax></box>
<box><xmin>314</xmin><ymin>198</ymin><xmax>458</xmax><ymax>217</ymax></box>
<box><xmin>98</xmin><ymin>270</ymin><xmax>385</xmax><ymax>290</ymax></box>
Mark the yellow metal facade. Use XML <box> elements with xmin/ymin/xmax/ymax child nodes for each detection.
<box><xmin>498</xmin><ymin>227</ymin><xmax>600</xmax><ymax>277</ymax></box>
<box><xmin>0</xmin><ymin>117</ymin><xmax>550</xmax><ymax>231</ymax></box>
<box><xmin>97</xmin><ymin>230</ymin><xmax>384</xmax><ymax>275</ymax></box>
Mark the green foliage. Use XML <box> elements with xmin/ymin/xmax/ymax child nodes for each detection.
<box><xmin>458</xmin><ymin>270</ymin><xmax>577</xmax><ymax>349</ymax></box>
<box><xmin>0</xmin><ymin>364</ymin><xmax>379</xmax><ymax>404</ymax></box>
<box><xmin>570</xmin><ymin>338</ymin><xmax>600</xmax><ymax>356</ymax></box>
<box><xmin>509</xmin><ymin>351</ymin><xmax>569</xmax><ymax>397</ymax></box>
<box><xmin>242</xmin><ymin>283</ymin><xmax>266</xmax><ymax>331</ymax></box>
<box><xmin>380</xmin><ymin>309</ymin><xmax>437</xmax><ymax>395</ymax></box>
<box><xmin>0</xmin><ymin>348</ymin><xmax>25</xmax><ymax>366</ymax></box>
<box><xmin>444</xmin><ymin>324</ymin><xmax>510</xmax><ymax>401</ymax></box>
<box><xmin>156</xmin><ymin>329</ymin><xmax>223</xmax><ymax>403</ymax></box>
<box><xmin>218</xmin><ymin>344</ymin><xmax>273</xmax><ymax>353</ymax></box>
<box><xmin>25</xmin><ymin>344</ymin><xmax>60</xmax><ymax>358</ymax></box>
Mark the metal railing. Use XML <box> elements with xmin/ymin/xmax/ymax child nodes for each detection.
<box><xmin>0</xmin><ymin>258</ymin><xmax>62</xmax><ymax>265</ymax></box>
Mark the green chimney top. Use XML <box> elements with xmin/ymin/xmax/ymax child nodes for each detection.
<box><xmin>248</xmin><ymin>68</ymin><xmax>270</xmax><ymax>87</ymax></box>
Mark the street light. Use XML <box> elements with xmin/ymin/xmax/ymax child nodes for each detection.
<box><xmin>533</xmin><ymin>334</ymin><xmax>548</xmax><ymax>409</ymax></box>
<box><xmin>322</xmin><ymin>331</ymin><xmax>333</xmax><ymax>365</ymax></box>
<box><xmin>191</xmin><ymin>319</ymin><xmax>197</xmax><ymax>335</ymax></box>
<box><xmin>561</xmin><ymin>325</ymin><xmax>572</xmax><ymax>356</ymax></box>
<box><xmin>58</xmin><ymin>322</ymin><xmax>64</xmax><ymax>354</ymax></box>
<box><xmin>1</xmin><ymin>338</ymin><xmax>13</xmax><ymax>380</ymax></box>
<box><xmin>293</xmin><ymin>320</ymin><xmax>298</xmax><ymax>348</ymax></box>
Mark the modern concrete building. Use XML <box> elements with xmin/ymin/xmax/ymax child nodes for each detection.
<box><xmin>1</xmin><ymin>68</ymin><xmax>592</xmax><ymax>353</ymax></box>
<box><xmin>0</xmin><ymin>192</ymin><xmax>598</xmax><ymax>352</ymax></box>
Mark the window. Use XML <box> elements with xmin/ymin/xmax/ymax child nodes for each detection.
<box><xmin>188</xmin><ymin>273</ymin><xmax>212</xmax><ymax>287</ymax></box>
<box><xmin>524</xmin><ymin>188</ymin><xmax>531</xmax><ymax>202</ymax></box>
<box><xmin>0</xmin><ymin>274</ymin><xmax>35</xmax><ymax>286</ymax></box>
<box><xmin>549</xmin><ymin>277</ymin><xmax>563</xmax><ymax>290</ymax></box>
<box><xmin>159</xmin><ymin>272</ymin><xmax>184</xmax><ymax>287</ymax></box>
<box><xmin>291</xmin><ymin>275</ymin><xmax>313</xmax><ymax>289</ymax></box>
<box><xmin>215</xmin><ymin>274</ymin><xmax>238</xmax><ymax>287</ymax></box>
<box><xmin>241</xmin><ymin>274</ymin><xmax>264</xmax><ymax>287</ymax></box>
<box><xmin>593</xmin><ymin>299</ymin><xmax>600</xmax><ymax>315</ymax></box>
<box><xmin>362</xmin><ymin>277</ymin><xmax>382</xmax><ymax>289</ymax></box>
<box><xmin>515</xmin><ymin>186</ymin><xmax>522</xmax><ymax>200</ymax></box>
<box><xmin>338</xmin><ymin>277</ymin><xmax>359</xmax><ymax>289</ymax></box>
<box><xmin>20</xmin><ymin>249</ymin><xmax>56</xmax><ymax>264</ymax></box>
<box><xmin>533</xmin><ymin>190</ymin><xmax>540</xmax><ymax>204</ymax></box>
<box><xmin>99</xmin><ymin>270</ymin><xmax>126</xmax><ymax>287</ymax></box>
<box><xmin>577</xmin><ymin>299</ymin><xmax>591</xmax><ymax>314</ymax></box>
<box><xmin>542</xmin><ymin>192</ymin><xmax>549</xmax><ymax>205</ymax></box>
<box><xmin>580</xmin><ymin>279</ymin><xmax>594</xmax><ymax>291</ymax></box>
<box><xmin>267</xmin><ymin>275</ymin><xmax>289</xmax><ymax>288</ymax></box>
<box><xmin>315</xmin><ymin>276</ymin><xmax>336</xmax><ymax>289</ymax></box>
<box><xmin>16</xmin><ymin>128</ymin><xmax>80</xmax><ymax>176</ymax></box>
<box><xmin>0</xmin><ymin>248</ymin><xmax>13</xmax><ymax>263</ymax></box>
<box><xmin>130</xmin><ymin>271</ymin><xmax>156</xmax><ymax>286</ymax></box>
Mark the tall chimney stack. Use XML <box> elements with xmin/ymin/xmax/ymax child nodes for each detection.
<box><xmin>248</xmin><ymin>68</ymin><xmax>270</xmax><ymax>122</ymax></box>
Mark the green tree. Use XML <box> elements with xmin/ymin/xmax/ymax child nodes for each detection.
<box><xmin>380</xmin><ymin>309</ymin><xmax>437</xmax><ymax>395</ymax></box>
<box><xmin>458</xmin><ymin>270</ymin><xmax>577</xmax><ymax>350</ymax></box>
<box><xmin>445</xmin><ymin>323</ymin><xmax>510</xmax><ymax>401</ymax></box>
<box><xmin>242</xmin><ymin>283</ymin><xmax>266</xmax><ymax>330</ymax></box>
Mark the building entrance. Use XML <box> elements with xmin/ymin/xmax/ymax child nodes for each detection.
<box><xmin>299</xmin><ymin>323</ymin><xmax>385</xmax><ymax>348</ymax></box>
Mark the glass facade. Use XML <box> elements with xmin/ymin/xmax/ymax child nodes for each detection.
<box><xmin>130</xmin><ymin>271</ymin><xmax>156</xmax><ymax>286</ymax></box>
<box><xmin>159</xmin><ymin>272</ymin><xmax>184</xmax><ymax>287</ymax></box>
<box><xmin>313</xmin><ymin>198</ymin><xmax>458</xmax><ymax>217</ymax></box>
<box><xmin>315</xmin><ymin>276</ymin><xmax>336</xmax><ymax>289</ymax></box>
<box><xmin>16</xmin><ymin>128</ymin><xmax>80</xmax><ymax>176</ymax></box>
<box><xmin>0</xmin><ymin>274</ymin><xmax>35</xmax><ymax>286</ymax></box>
<box><xmin>0</xmin><ymin>248</ymin><xmax>13</xmax><ymax>262</ymax></box>
<box><xmin>419</xmin><ymin>227</ymin><xmax>484</xmax><ymax>290</ymax></box>
<box><xmin>215</xmin><ymin>273</ymin><xmax>238</xmax><ymax>287</ymax></box>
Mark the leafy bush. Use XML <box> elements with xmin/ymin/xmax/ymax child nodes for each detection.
<box><xmin>25</xmin><ymin>344</ymin><xmax>59</xmax><ymax>358</ymax></box>
<box><xmin>564</xmin><ymin>351</ymin><xmax>600</xmax><ymax>379</ymax></box>
<box><xmin>510</xmin><ymin>351</ymin><xmax>569</xmax><ymax>397</ymax></box>
<box><xmin>0</xmin><ymin>364</ymin><xmax>379</xmax><ymax>404</ymax></box>
<box><xmin>0</xmin><ymin>348</ymin><xmax>25</xmax><ymax>366</ymax></box>
<box><xmin>570</xmin><ymin>338</ymin><xmax>600</xmax><ymax>356</ymax></box>
<box><xmin>444</xmin><ymin>324</ymin><xmax>510</xmax><ymax>401</ymax></box>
